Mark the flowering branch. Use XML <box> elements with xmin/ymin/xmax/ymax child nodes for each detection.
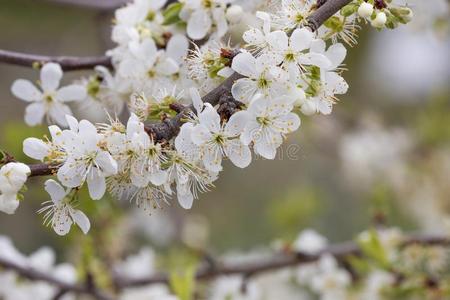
<box><xmin>21</xmin><ymin>0</ymin><xmax>351</xmax><ymax>177</ymax></box>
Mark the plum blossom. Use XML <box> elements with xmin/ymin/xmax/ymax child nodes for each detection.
<box><xmin>273</xmin><ymin>0</ymin><xmax>315</xmax><ymax>31</ymax></box>
<box><xmin>191</xmin><ymin>104</ymin><xmax>251</xmax><ymax>172</ymax></box>
<box><xmin>241</xmin><ymin>94</ymin><xmax>301</xmax><ymax>159</ymax></box>
<box><xmin>11</xmin><ymin>63</ymin><xmax>86</xmax><ymax>127</ymax></box>
<box><xmin>0</xmin><ymin>163</ymin><xmax>30</xmax><ymax>214</ymax></box>
<box><xmin>180</xmin><ymin>0</ymin><xmax>233</xmax><ymax>40</ymax></box>
<box><xmin>57</xmin><ymin>116</ymin><xmax>118</xmax><ymax>200</ymax></box>
<box><xmin>231</xmin><ymin>52</ymin><xmax>288</xmax><ymax>103</ymax></box>
<box><xmin>38</xmin><ymin>179</ymin><xmax>90</xmax><ymax>236</ymax></box>
<box><xmin>267</xmin><ymin>28</ymin><xmax>331</xmax><ymax>78</ymax></box>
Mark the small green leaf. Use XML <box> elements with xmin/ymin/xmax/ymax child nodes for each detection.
<box><xmin>169</xmin><ymin>265</ymin><xmax>196</xmax><ymax>300</ymax></box>
<box><xmin>163</xmin><ymin>2</ymin><xmax>183</xmax><ymax>26</ymax></box>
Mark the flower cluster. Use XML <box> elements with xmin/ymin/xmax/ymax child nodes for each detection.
<box><xmin>7</xmin><ymin>0</ymin><xmax>415</xmax><ymax>233</ymax></box>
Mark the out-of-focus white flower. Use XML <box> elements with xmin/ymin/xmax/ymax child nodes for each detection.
<box><xmin>120</xmin><ymin>285</ymin><xmax>179</xmax><ymax>300</ymax></box>
<box><xmin>293</xmin><ymin>229</ymin><xmax>328</xmax><ymax>254</ymax></box>
<box><xmin>38</xmin><ymin>179</ymin><xmax>90</xmax><ymax>236</ymax></box>
<box><xmin>209</xmin><ymin>275</ymin><xmax>259</xmax><ymax>300</ymax></box>
<box><xmin>11</xmin><ymin>63</ymin><xmax>86</xmax><ymax>127</ymax></box>
<box><xmin>310</xmin><ymin>254</ymin><xmax>351</xmax><ymax>300</ymax></box>
<box><xmin>115</xmin><ymin>248</ymin><xmax>156</xmax><ymax>280</ymax></box>
<box><xmin>361</xmin><ymin>270</ymin><xmax>394</xmax><ymax>300</ymax></box>
<box><xmin>0</xmin><ymin>163</ymin><xmax>30</xmax><ymax>214</ymax></box>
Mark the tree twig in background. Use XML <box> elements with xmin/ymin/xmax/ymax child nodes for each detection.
<box><xmin>1</xmin><ymin>234</ymin><xmax>448</xmax><ymax>295</ymax></box>
<box><xmin>0</xmin><ymin>49</ymin><xmax>112</xmax><ymax>71</ymax></box>
<box><xmin>0</xmin><ymin>256</ymin><xmax>114</xmax><ymax>300</ymax></box>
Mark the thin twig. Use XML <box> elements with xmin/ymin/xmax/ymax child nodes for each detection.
<box><xmin>0</xmin><ymin>49</ymin><xmax>112</xmax><ymax>71</ymax></box>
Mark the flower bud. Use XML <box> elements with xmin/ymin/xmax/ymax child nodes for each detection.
<box><xmin>371</xmin><ymin>12</ymin><xmax>387</xmax><ymax>28</ymax></box>
<box><xmin>226</xmin><ymin>5</ymin><xmax>243</xmax><ymax>23</ymax></box>
<box><xmin>358</xmin><ymin>2</ymin><xmax>374</xmax><ymax>18</ymax></box>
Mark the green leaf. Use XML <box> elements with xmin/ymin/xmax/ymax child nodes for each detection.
<box><xmin>169</xmin><ymin>265</ymin><xmax>196</xmax><ymax>300</ymax></box>
<box><xmin>163</xmin><ymin>2</ymin><xmax>183</xmax><ymax>26</ymax></box>
<box><xmin>357</xmin><ymin>229</ymin><xmax>390</xmax><ymax>268</ymax></box>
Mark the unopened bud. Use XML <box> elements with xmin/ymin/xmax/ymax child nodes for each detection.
<box><xmin>371</xmin><ymin>12</ymin><xmax>387</xmax><ymax>28</ymax></box>
<box><xmin>226</xmin><ymin>5</ymin><xmax>243</xmax><ymax>23</ymax></box>
<box><xmin>358</xmin><ymin>2</ymin><xmax>374</xmax><ymax>18</ymax></box>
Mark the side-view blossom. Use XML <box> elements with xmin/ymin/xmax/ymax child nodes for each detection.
<box><xmin>241</xmin><ymin>94</ymin><xmax>301</xmax><ymax>159</ymax></box>
<box><xmin>38</xmin><ymin>179</ymin><xmax>90</xmax><ymax>236</ymax></box>
<box><xmin>0</xmin><ymin>162</ymin><xmax>30</xmax><ymax>214</ymax></box>
<box><xmin>11</xmin><ymin>63</ymin><xmax>86</xmax><ymax>127</ymax></box>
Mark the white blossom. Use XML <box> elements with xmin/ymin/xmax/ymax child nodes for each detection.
<box><xmin>191</xmin><ymin>105</ymin><xmax>252</xmax><ymax>172</ymax></box>
<box><xmin>11</xmin><ymin>63</ymin><xmax>86</xmax><ymax>127</ymax></box>
<box><xmin>240</xmin><ymin>94</ymin><xmax>301</xmax><ymax>159</ymax></box>
<box><xmin>57</xmin><ymin>116</ymin><xmax>118</xmax><ymax>200</ymax></box>
<box><xmin>38</xmin><ymin>179</ymin><xmax>90</xmax><ymax>236</ymax></box>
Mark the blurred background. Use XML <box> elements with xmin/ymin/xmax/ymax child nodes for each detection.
<box><xmin>0</xmin><ymin>0</ymin><xmax>449</xmax><ymax>265</ymax></box>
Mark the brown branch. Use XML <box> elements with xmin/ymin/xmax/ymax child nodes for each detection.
<box><xmin>114</xmin><ymin>234</ymin><xmax>450</xmax><ymax>288</ymax></box>
<box><xmin>45</xmin><ymin>0</ymin><xmax>130</xmax><ymax>10</ymax></box>
<box><xmin>0</xmin><ymin>257</ymin><xmax>114</xmax><ymax>300</ymax></box>
<box><xmin>0</xmin><ymin>49</ymin><xmax>112</xmax><ymax>71</ymax></box>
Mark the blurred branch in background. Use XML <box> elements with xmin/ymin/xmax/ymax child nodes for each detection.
<box><xmin>1</xmin><ymin>233</ymin><xmax>448</xmax><ymax>296</ymax></box>
<box><xmin>44</xmin><ymin>0</ymin><xmax>130</xmax><ymax>10</ymax></box>
<box><xmin>0</xmin><ymin>49</ymin><xmax>112</xmax><ymax>71</ymax></box>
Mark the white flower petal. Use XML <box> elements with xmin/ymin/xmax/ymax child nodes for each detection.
<box><xmin>224</xmin><ymin>110</ymin><xmax>250</xmax><ymax>137</ymax></box>
<box><xmin>40</xmin><ymin>63</ymin><xmax>63</xmax><ymax>92</ymax></box>
<box><xmin>11</xmin><ymin>79</ymin><xmax>42</xmax><ymax>102</ymax></box>
<box><xmin>56</xmin><ymin>85</ymin><xmax>87</xmax><ymax>102</ymax></box>
<box><xmin>231</xmin><ymin>78</ymin><xmax>257</xmax><ymax>104</ymax></box>
<box><xmin>24</xmin><ymin>102</ymin><xmax>46</xmax><ymax>126</ymax></box>
<box><xmin>70</xmin><ymin>209</ymin><xmax>90</xmax><ymax>234</ymax></box>
<box><xmin>23</xmin><ymin>138</ymin><xmax>50</xmax><ymax>161</ymax></box>
<box><xmin>267</xmin><ymin>30</ymin><xmax>289</xmax><ymax>51</ymax></box>
<box><xmin>224</xmin><ymin>139</ymin><xmax>251</xmax><ymax>168</ymax></box>
<box><xmin>291</xmin><ymin>28</ymin><xmax>314</xmax><ymax>52</ymax></box>
<box><xmin>187</xmin><ymin>9</ymin><xmax>212</xmax><ymax>40</ymax></box>
<box><xmin>87</xmin><ymin>171</ymin><xmax>106</xmax><ymax>200</ymax></box>
<box><xmin>231</xmin><ymin>52</ymin><xmax>257</xmax><ymax>78</ymax></box>
<box><xmin>44</xmin><ymin>179</ymin><xmax>67</xmax><ymax>204</ymax></box>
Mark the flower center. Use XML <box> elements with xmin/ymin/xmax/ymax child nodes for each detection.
<box><xmin>256</xmin><ymin>116</ymin><xmax>271</xmax><ymax>126</ymax></box>
<box><xmin>285</xmin><ymin>51</ymin><xmax>296</xmax><ymax>62</ymax></box>
<box><xmin>202</xmin><ymin>0</ymin><xmax>212</xmax><ymax>9</ymax></box>
<box><xmin>258</xmin><ymin>76</ymin><xmax>270</xmax><ymax>89</ymax></box>
<box><xmin>213</xmin><ymin>133</ymin><xmax>225</xmax><ymax>145</ymax></box>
